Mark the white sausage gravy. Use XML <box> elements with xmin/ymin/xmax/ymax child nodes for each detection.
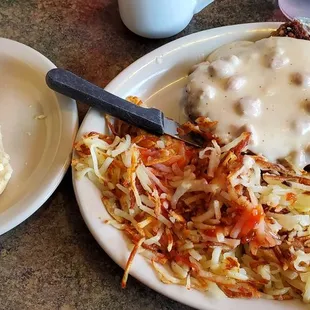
<box><xmin>185</xmin><ymin>37</ymin><xmax>310</xmax><ymax>168</ymax></box>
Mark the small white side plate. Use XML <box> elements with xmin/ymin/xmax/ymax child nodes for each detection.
<box><xmin>73</xmin><ymin>23</ymin><xmax>308</xmax><ymax>310</ymax></box>
<box><xmin>0</xmin><ymin>38</ymin><xmax>78</xmax><ymax>235</ymax></box>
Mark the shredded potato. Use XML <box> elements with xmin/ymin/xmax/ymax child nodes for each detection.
<box><xmin>73</xmin><ymin>99</ymin><xmax>310</xmax><ymax>302</ymax></box>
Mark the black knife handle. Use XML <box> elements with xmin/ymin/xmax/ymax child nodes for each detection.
<box><xmin>46</xmin><ymin>68</ymin><xmax>165</xmax><ymax>135</ymax></box>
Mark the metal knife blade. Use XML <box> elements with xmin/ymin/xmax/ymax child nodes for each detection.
<box><xmin>163</xmin><ymin>117</ymin><xmax>203</xmax><ymax>148</ymax></box>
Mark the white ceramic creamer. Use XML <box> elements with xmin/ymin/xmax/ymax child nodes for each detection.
<box><xmin>118</xmin><ymin>0</ymin><xmax>214</xmax><ymax>39</ymax></box>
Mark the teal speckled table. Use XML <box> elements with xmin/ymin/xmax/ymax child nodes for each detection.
<box><xmin>0</xmin><ymin>1</ymin><xmax>285</xmax><ymax>309</ymax></box>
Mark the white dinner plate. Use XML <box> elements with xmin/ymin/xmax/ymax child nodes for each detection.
<box><xmin>73</xmin><ymin>23</ymin><xmax>308</xmax><ymax>310</ymax></box>
<box><xmin>0</xmin><ymin>38</ymin><xmax>78</xmax><ymax>235</ymax></box>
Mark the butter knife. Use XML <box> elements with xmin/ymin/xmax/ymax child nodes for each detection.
<box><xmin>46</xmin><ymin>68</ymin><xmax>203</xmax><ymax>147</ymax></box>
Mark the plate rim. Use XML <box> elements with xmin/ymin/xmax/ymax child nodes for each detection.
<box><xmin>72</xmin><ymin>22</ymin><xmax>305</xmax><ymax>310</ymax></box>
<box><xmin>0</xmin><ymin>38</ymin><xmax>79</xmax><ymax>235</ymax></box>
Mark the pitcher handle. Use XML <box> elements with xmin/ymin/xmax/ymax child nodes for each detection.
<box><xmin>194</xmin><ymin>0</ymin><xmax>214</xmax><ymax>14</ymax></box>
